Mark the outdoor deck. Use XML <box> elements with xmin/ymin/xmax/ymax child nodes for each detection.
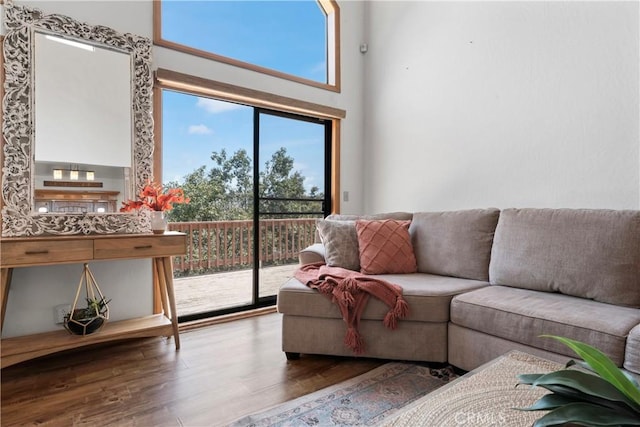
<box><xmin>168</xmin><ymin>218</ymin><xmax>317</xmax><ymax>317</ymax></box>
<box><xmin>173</xmin><ymin>264</ymin><xmax>299</xmax><ymax>316</ymax></box>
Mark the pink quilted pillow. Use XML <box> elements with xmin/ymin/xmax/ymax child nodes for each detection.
<box><xmin>355</xmin><ymin>219</ymin><xmax>417</xmax><ymax>274</ymax></box>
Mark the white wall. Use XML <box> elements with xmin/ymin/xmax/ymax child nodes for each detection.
<box><xmin>3</xmin><ymin>0</ymin><xmax>367</xmax><ymax>336</ymax></box>
<box><xmin>363</xmin><ymin>1</ymin><xmax>640</xmax><ymax>212</ymax></box>
<box><xmin>3</xmin><ymin>261</ymin><xmax>154</xmax><ymax>338</ymax></box>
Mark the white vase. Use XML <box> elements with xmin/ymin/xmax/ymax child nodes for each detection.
<box><xmin>150</xmin><ymin>211</ymin><xmax>167</xmax><ymax>234</ymax></box>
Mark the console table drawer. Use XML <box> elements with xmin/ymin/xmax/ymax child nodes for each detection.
<box><xmin>94</xmin><ymin>234</ymin><xmax>186</xmax><ymax>259</ymax></box>
<box><xmin>1</xmin><ymin>240</ymin><xmax>93</xmax><ymax>266</ymax></box>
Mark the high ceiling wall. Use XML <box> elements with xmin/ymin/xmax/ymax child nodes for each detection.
<box><xmin>363</xmin><ymin>1</ymin><xmax>639</xmax><ymax>212</ymax></box>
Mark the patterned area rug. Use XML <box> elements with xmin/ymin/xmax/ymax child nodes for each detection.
<box><xmin>380</xmin><ymin>351</ymin><xmax>563</xmax><ymax>427</ymax></box>
<box><xmin>227</xmin><ymin>362</ymin><xmax>458</xmax><ymax>427</ymax></box>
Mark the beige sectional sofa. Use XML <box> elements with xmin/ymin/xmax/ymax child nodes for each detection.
<box><xmin>276</xmin><ymin>208</ymin><xmax>640</xmax><ymax>375</ymax></box>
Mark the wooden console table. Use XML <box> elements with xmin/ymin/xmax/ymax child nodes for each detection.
<box><xmin>0</xmin><ymin>232</ymin><xmax>186</xmax><ymax>368</ymax></box>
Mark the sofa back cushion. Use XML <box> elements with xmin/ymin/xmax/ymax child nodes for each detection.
<box><xmin>325</xmin><ymin>212</ymin><xmax>413</xmax><ymax>222</ymax></box>
<box><xmin>409</xmin><ymin>208</ymin><xmax>500</xmax><ymax>281</ymax></box>
<box><xmin>489</xmin><ymin>208</ymin><xmax>640</xmax><ymax>307</ymax></box>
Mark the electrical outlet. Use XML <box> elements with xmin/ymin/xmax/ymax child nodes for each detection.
<box><xmin>54</xmin><ymin>304</ymin><xmax>71</xmax><ymax>324</ymax></box>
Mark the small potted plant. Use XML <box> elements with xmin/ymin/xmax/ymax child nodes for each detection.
<box><xmin>120</xmin><ymin>180</ymin><xmax>190</xmax><ymax>234</ymax></box>
<box><xmin>64</xmin><ymin>296</ymin><xmax>110</xmax><ymax>336</ymax></box>
<box><xmin>64</xmin><ymin>263</ymin><xmax>111</xmax><ymax>336</ymax></box>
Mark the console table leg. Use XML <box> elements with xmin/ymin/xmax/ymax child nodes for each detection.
<box><xmin>161</xmin><ymin>257</ymin><xmax>181</xmax><ymax>350</ymax></box>
<box><xmin>153</xmin><ymin>259</ymin><xmax>170</xmax><ymax>320</ymax></box>
<box><xmin>1</xmin><ymin>268</ymin><xmax>13</xmax><ymax>332</ymax></box>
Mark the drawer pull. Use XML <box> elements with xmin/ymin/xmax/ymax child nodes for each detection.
<box><xmin>25</xmin><ymin>250</ymin><xmax>49</xmax><ymax>255</ymax></box>
<box><xmin>134</xmin><ymin>245</ymin><xmax>153</xmax><ymax>250</ymax></box>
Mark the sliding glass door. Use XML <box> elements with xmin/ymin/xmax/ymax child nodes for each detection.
<box><xmin>162</xmin><ymin>90</ymin><xmax>330</xmax><ymax>321</ymax></box>
<box><xmin>256</xmin><ymin>109</ymin><xmax>329</xmax><ymax>301</ymax></box>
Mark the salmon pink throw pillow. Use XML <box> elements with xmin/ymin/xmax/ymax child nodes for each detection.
<box><xmin>355</xmin><ymin>219</ymin><xmax>417</xmax><ymax>274</ymax></box>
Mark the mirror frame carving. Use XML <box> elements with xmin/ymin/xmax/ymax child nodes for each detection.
<box><xmin>2</xmin><ymin>1</ymin><xmax>153</xmax><ymax>236</ymax></box>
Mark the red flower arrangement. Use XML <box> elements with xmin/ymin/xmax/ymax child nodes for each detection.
<box><xmin>120</xmin><ymin>181</ymin><xmax>189</xmax><ymax>212</ymax></box>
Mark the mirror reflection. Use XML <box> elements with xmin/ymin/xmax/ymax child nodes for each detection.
<box><xmin>34</xmin><ymin>162</ymin><xmax>130</xmax><ymax>213</ymax></box>
<box><xmin>33</xmin><ymin>31</ymin><xmax>133</xmax><ymax>214</ymax></box>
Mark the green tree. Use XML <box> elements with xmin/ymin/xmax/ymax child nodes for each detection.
<box><xmin>167</xmin><ymin>147</ymin><xmax>323</xmax><ymax>222</ymax></box>
<box><xmin>259</xmin><ymin>147</ymin><xmax>309</xmax><ymax>215</ymax></box>
<box><xmin>173</xmin><ymin>166</ymin><xmax>214</xmax><ymax>221</ymax></box>
<box><xmin>209</xmin><ymin>148</ymin><xmax>253</xmax><ymax>220</ymax></box>
<box><xmin>260</xmin><ymin>147</ymin><xmax>305</xmax><ymax>198</ymax></box>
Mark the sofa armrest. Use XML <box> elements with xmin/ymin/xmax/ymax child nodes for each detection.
<box><xmin>624</xmin><ymin>323</ymin><xmax>640</xmax><ymax>375</ymax></box>
<box><xmin>299</xmin><ymin>243</ymin><xmax>326</xmax><ymax>265</ymax></box>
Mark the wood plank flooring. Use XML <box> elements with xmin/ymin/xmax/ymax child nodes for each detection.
<box><xmin>1</xmin><ymin>312</ymin><xmax>385</xmax><ymax>426</ymax></box>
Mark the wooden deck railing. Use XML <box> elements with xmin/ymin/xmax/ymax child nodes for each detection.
<box><xmin>168</xmin><ymin>218</ymin><xmax>318</xmax><ymax>276</ymax></box>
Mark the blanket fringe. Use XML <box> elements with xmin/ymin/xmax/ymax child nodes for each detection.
<box><xmin>316</xmin><ymin>282</ymin><xmax>334</xmax><ymax>295</ymax></box>
<box><xmin>336</xmin><ymin>278</ymin><xmax>359</xmax><ymax>308</ymax></box>
<box><xmin>344</xmin><ymin>327</ymin><xmax>365</xmax><ymax>354</ymax></box>
<box><xmin>383</xmin><ymin>297</ymin><xmax>410</xmax><ymax>330</ymax></box>
<box><xmin>395</xmin><ymin>297</ymin><xmax>410</xmax><ymax>318</ymax></box>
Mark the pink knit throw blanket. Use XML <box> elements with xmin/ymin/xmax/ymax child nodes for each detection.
<box><xmin>294</xmin><ymin>262</ymin><xmax>409</xmax><ymax>354</ymax></box>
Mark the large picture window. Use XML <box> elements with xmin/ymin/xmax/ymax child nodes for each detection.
<box><xmin>154</xmin><ymin>0</ymin><xmax>340</xmax><ymax>92</ymax></box>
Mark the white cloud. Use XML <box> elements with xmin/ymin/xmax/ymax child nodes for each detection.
<box><xmin>188</xmin><ymin>124</ymin><xmax>212</xmax><ymax>135</ymax></box>
<box><xmin>309</xmin><ymin>61</ymin><xmax>327</xmax><ymax>78</ymax></box>
<box><xmin>196</xmin><ymin>97</ymin><xmax>244</xmax><ymax>114</ymax></box>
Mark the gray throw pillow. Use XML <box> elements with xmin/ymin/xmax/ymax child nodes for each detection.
<box><xmin>316</xmin><ymin>219</ymin><xmax>359</xmax><ymax>271</ymax></box>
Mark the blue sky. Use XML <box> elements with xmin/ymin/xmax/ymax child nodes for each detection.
<box><xmin>161</xmin><ymin>1</ymin><xmax>327</xmax><ymax>193</ymax></box>
<box><xmin>162</xmin><ymin>90</ymin><xmax>325</xmax><ymax>193</ymax></box>
<box><xmin>161</xmin><ymin>0</ymin><xmax>326</xmax><ymax>81</ymax></box>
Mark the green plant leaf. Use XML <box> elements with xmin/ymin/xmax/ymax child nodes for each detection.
<box><xmin>518</xmin><ymin>373</ymin><xmax>634</xmax><ymax>410</ymax></box>
<box><xmin>517</xmin><ymin>394</ymin><xmax>577</xmax><ymax>411</ymax></box>
<box><xmin>532</xmin><ymin>402</ymin><xmax>640</xmax><ymax>427</ymax></box>
<box><xmin>542</xmin><ymin>335</ymin><xmax>640</xmax><ymax>407</ymax></box>
<box><xmin>531</xmin><ymin>370</ymin><xmax>640</xmax><ymax>412</ymax></box>
<box><xmin>517</xmin><ymin>373</ymin><xmax>545</xmax><ymax>385</ymax></box>
<box><xmin>535</xmin><ymin>383</ymin><xmax>640</xmax><ymax>413</ymax></box>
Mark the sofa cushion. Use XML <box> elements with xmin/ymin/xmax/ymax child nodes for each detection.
<box><xmin>316</xmin><ymin>219</ymin><xmax>359</xmax><ymax>271</ymax></box>
<box><xmin>278</xmin><ymin>273</ymin><xmax>489</xmax><ymax>323</ymax></box>
<box><xmin>489</xmin><ymin>208</ymin><xmax>640</xmax><ymax>307</ymax></box>
<box><xmin>356</xmin><ymin>219</ymin><xmax>417</xmax><ymax>274</ymax></box>
<box><xmin>624</xmin><ymin>323</ymin><xmax>640</xmax><ymax>374</ymax></box>
<box><xmin>409</xmin><ymin>208</ymin><xmax>500</xmax><ymax>281</ymax></box>
<box><xmin>450</xmin><ymin>286</ymin><xmax>640</xmax><ymax>366</ymax></box>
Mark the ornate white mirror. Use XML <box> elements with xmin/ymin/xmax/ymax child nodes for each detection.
<box><xmin>2</xmin><ymin>1</ymin><xmax>153</xmax><ymax>236</ymax></box>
